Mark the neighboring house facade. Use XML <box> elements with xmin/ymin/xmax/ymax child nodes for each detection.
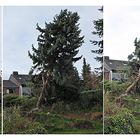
<box><xmin>3</xmin><ymin>80</ymin><xmax>20</xmax><ymax>96</ymax></box>
<box><xmin>3</xmin><ymin>71</ymin><xmax>31</xmax><ymax>96</ymax></box>
<box><xmin>104</xmin><ymin>56</ymin><xmax>128</xmax><ymax>81</ymax></box>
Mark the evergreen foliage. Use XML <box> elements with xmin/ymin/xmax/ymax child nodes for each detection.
<box><xmin>128</xmin><ymin>38</ymin><xmax>140</xmax><ymax>93</ymax></box>
<box><xmin>128</xmin><ymin>38</ymin><xmax>140</xmax><ymax>76</ymax></box>
<box><xmin>28</xmin><ymin>9</ymin><xmax>84</xmax><ymax>107</ymax></box>
<box><xmin>81</xmin><ymin>58</ymin><xmax>91</xmax><ymax>89</ymax></box>
<box><xmin>91</xmin><ymin>7</ymin><xmax>103</xmax><ymax>72</ymax></box>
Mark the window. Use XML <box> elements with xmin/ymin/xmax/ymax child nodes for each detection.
<box><xmin>9</xmin><ymin>89</ymin><xmax>14</xmax><ymax>93</ymax></box>
<box><xmin>6</xmin><ymin>89</ymin><xmax>9</xmax><ymax>94</ymax></box>
<box><xmin>6</xmin><ymin>89</ymin><xmax>14</xmax><ymax>94</ymax></box>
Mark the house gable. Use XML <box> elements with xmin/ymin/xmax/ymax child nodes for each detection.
<box><xmin>3</xmin><ymin>80</ymin><xmax>20</xmax><ymax>95</ymax></box>
<box><xmin>104</xmin><ymin>56</ymin><xmax>128</xmax><ymax>81</ymax></box>
<box><xmin>4</xmin><ymin>71</ymin><xmax>32</xmax><ymax>96</ymax></box>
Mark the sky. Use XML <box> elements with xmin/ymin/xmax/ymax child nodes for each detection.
<box><xmin>104</xmin><ymin>6</ymin><xmax>140</xmax><ymax>61</ymax></box>
<box><xmin>3</xmin><ymin>6</ymin><xmax>102</xmax><ymax>80</ymax></box>
<box><xmin>0</xmin><ymin>7</ymin><xmax>1</xmax><ymax>73</ymax></box>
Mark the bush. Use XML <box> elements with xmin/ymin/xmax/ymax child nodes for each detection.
<box><xmin>50</xmin><ymin>101</ymin><xmax>71</xmax><ymax>113</ymax></box>
<box><xmin>104</xmin><ymin>108</ymin><xmax>135</xmax><ymax>134</ymax></box>
<box><xmin>4</xmin><ymin>95</ymin><xmax>37</xmax><ymax>111</ymax></box>
<box><xmin>3</xmin><ymin>107</ymin><xmax>29</xmax><ymax>134</ymax></box>
<box><xmin>104</xmin><ymin>92</ymin><xmax>120</xmax><ymax>115</ymax></box>
<box><xmin>123</xmin><ymin>95</ymin><xmax>140</xmax><ymax>110</ymax></box>
<box><xmin>56</xmin><ymin>86</ymin><xmax>80</xmax><ymax>103</ymax></box>
<box><xmin>4</xmin><ymin>95</ymin><xmax>19</xmax><ymax>107</ymax></box>
<box><xmin>3</xmin><ymin>106</ymin><xmax>48</xmax><ymax>134</ymax></box>
<box><xmin>22</xmin><ymin>122</ymin><xmax>48</xmax><ymax>134</ymax></box>
<box><xmin>104</xmin><ymin>81</ymin><xmax>130</xmax><ymax>96</ymax></box>
<box><xmin>79</xmin><ymin>89</ymin><xmax>103</xmax><ymax>111</ymax></box>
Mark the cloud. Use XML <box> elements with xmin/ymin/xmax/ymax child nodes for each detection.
<box><xmin>104</xmin><ymin>6</ymin><xmax>140</xmax><ymax>61</ymax></box>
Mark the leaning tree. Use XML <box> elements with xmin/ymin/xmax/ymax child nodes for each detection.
<box><xmin>125</xmin><ymin>38</ymin><xmax>140</xmax><ymax>94</ymax></box>
<box><xmin>28</xmin><ymin>9</ymin><xmax>84</xmax><ymax>109</ymax></box>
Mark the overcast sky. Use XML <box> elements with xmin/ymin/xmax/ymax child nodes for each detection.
<box><xmin>104</xmin><ymin>6</ymin><xmax>140</xmax><ymax>61</ymax></box>
<box><xmin>3</xmin><ymin>6</ymin><xmax>102</xmax><ymax>79</ymax></box>
<box><xmin>0</xmin><ymin>7</ymin><xmax>1</xmax><ymax>72</ymax></box>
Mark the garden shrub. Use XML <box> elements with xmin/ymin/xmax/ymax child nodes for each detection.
<box><xmin>79</xmin><ymin>89</ymin><xmax>103</xmax><ymax>111</ymax></box>
<box><xmin>4</xmin><ymin>95</ymin><xmax>19</xmax><ymax>107</ymax></box>
<box><xmin>3</xmin><ymin>107</ymin><xmax>29</xmax><ymax>134</ymax></box>
<box><xmin>22</xmin><ymin>122</ymin><xmax>48</xmax><ymax>134</ymax></box>
<box><xmin>56</xmin><ymin>86</ymin><xmax>80</xmax><ymax>103</ymax></box>
<box><xmin>50</xmin><ymin>101</ymin><xmax>72</xmax><ymax>113</ymax></box>
<box><xmin>4</xmin><ymin>95</ymin><xmax>37</xmax><ymax>111</ymax></box>
<box><xmin>133</xmin><ymin>120</ymin><xmax>140</xmax><ymax>134</ymax></box>
<box><xmin>3</xmin><ymin>106</ymin><xmax>48</xmax><ymax>134</ymax></box>
<box><xmin>123</xmin><ymin>95</ymin><xmax>140</xmax><ymax>111</ymax></box>
<box><xmin>104</xmin><ymin>108</ymin><xmax>135</xmax><ymax>134</ymax></box>
<box><xmin>104</xmin><ymin>81</ymin><xmax>130</xmax><ymax>96</ymax></box>
<box><xmin>104</xmin><ymin>92</ymin><xmax>120</xmax><ymax>115</ymax></box>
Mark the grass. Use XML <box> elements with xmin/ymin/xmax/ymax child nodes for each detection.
<box><xmin>3</xmin><ymin>106</ymin><xmax>103</xmax><ymax>134</ymax></box>
<box><xmin>3</xmin><ymin>94</ymin><xmax>103</xmax><ymax>134</ymax></box>
<box><xmin>51</xmin><ymin>129</ymin><xmax>102</xmax><ymax>134</ymax></box>
<box><xmin>32</xmin><ymin>112</ymin><xmax>103</xmax><ymax>134</ymax></box>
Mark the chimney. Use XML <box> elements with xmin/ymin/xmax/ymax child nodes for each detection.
<box><xmin>104</xmin><ymin>56</ymin><xmax>109</xmax><ymax>60</ymax></box>
<box><xmin>13</xmin><ymin>71</ymin><xmax>18</xmax><ymax>76</ymax></box>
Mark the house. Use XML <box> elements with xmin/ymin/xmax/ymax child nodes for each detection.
<box><xmin>3</xmin><ymin>80</ymin><xmax>21</xmax><ymax>96</ymax></box>
<box><xmin>104</xmin><ymin>56</ymin><xmax>128</xmax><ymax>82</ymax></box>
<box><xmin>3</xmin><ymin>71</ymin><xmax>31</xmax><ymax>96</ymax></box>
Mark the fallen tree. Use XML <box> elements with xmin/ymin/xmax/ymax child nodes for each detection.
<box><xmin>125</xmin><ymin>68</ymin><xmax>140</xmax><ymax>94</ymax></box>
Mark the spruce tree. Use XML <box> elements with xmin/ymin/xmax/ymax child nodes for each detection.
<box><xmin>91</xmin><ymin>7</ymin><xmax>103</xmax><ymax>72</ymax></box>
<box><xmin>82</xmin><ymin>58</ymin><xmax>92</xmax><ymax>90</ymax></box>
<box><xmin>28</xmin><ymin>9</ymin><xmax>84</xmax><ymax>109</ymax></box>
<box><xmin>126</xmin><ymin>38</ymin><xmax>140</xmax><ymax>94</ymax></box>
<box><xmin>68</xmin><ymin>66</ymin><xmax>80</xmax><ymax>88</ymax></box>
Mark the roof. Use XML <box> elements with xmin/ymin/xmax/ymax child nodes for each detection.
<box><xmin>12</xmin><ymin>74</ymin><xmax>30</xmax><ymax>85</ymax></box>
<box><xmin>3</xmin><ymin>80</ymin><xmax>19</xmax><ymax>88</ymax></box>
<box><xmin>104</xmin><ymin>56</ymin><xmax>128</xmax><ymax>71</ymax></box>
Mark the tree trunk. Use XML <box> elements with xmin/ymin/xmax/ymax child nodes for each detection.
<box><xmin>36</xmin><ymin>84</ymin><xmax>47</xmax><ymax>109</ymax></box>
<box><xmin>36</xmin><ymin>73</ymin><xmax>49</xmax><ymax>109</ymax></box>
<box><xmin>125</xmin><ymin>68</ymin><xmax>140</xmax><ymax>94</ymax></box>
<box><xmin>29</xmin><ymin>73</ymin><xmax>49</xmax><ymax>114</ymax></box>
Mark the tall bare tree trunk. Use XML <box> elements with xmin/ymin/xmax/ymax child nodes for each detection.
<box><xmin>36</xmin><ymin>84</ymin><xmax>47</xmax><ymax>109</ymax></box>
<box><xmin>125</xmin><ymin>68</ymin><xmax>140</xmax><ymax>94</ymax></box>
<box><xmin>36</xmin><ymin>73</ymin><xmax>48</xmax><ymax>109</ymax></box>
<box><xmin>29</xmin><ymin>73</ymin><xmax>49</xmax><ymax>115</ymax></box>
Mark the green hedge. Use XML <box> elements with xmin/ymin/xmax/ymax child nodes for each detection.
<box><xmin>4</xmin><ymin>95</ymin><xmax>37</xmax><ymax>111</ymax></box>
<box><xmin>104</xmin><ymin>81</ymin><xmax>130</xmax><ymax>95</ymax></box>
<box><xmin>105</xmin><ymin>108</ymin><xmax>135</xmax><ymax>134</ymax></box>
<box><xmin>79</xmin><ymin>89</ymin><xmax>103</xmax><ymax>109</ymax></box>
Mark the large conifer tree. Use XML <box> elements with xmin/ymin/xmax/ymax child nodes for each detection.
<box><xmin>29</xmin><ymin>9</ymin><xmax>84</xmax><ymax>109</ymax></box>
<box><xmin>91</xmin><ymin>7</ymin><xmax>103</xmax><ymax>72</ymax></box>
<box><xmin>126</xmin><ymin>38</ymin><xmax>140</xmax><ymax>94</ymax></box>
